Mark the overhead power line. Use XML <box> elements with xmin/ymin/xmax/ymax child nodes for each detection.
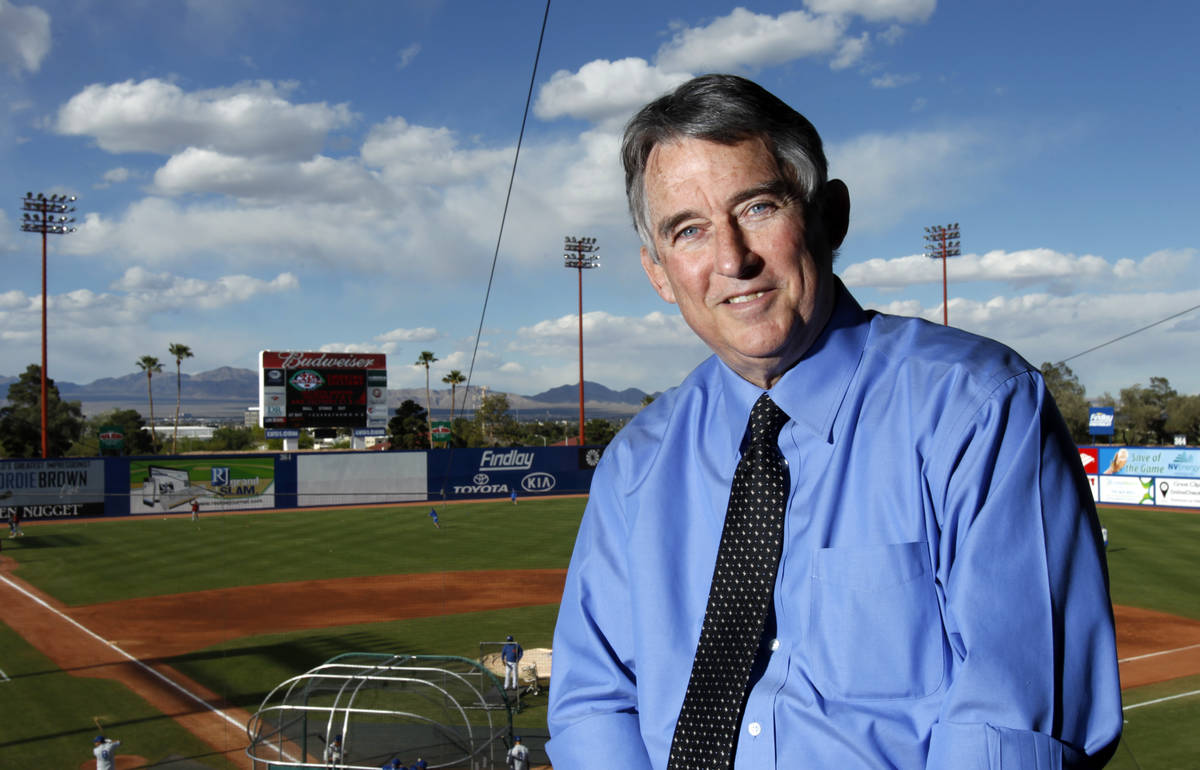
<box><xmin>1059</xmin><ymin>302</ymin><xmax>1200</xmax><ymax>364</ymax></box>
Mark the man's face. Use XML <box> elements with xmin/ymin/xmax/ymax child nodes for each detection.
<box><xmin>640</xmin><ymin>137</ymin><xmax>834</xmax><ymax>388</ymax></box>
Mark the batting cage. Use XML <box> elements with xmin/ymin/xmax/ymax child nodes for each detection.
<box><xmin>245</xmin><ymin>653</ymin><xmax>517</xmax><ymax>769</ymax></box>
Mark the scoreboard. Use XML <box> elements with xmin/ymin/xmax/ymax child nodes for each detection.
<box><xmin>259</xmin><ymin>351</ymin><xmax>388</xmax><ymax>430</ymax></box>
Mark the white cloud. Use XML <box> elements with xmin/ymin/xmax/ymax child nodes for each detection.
<box><xmin>54</xmin><ymin>79</ymin><xmax>355</xmax><ymax>159</ymax></box>
<box><xmin>655</xmin><ymin>8</ymin><xmax>852</xmax><ymax>72</ymax></box>
<box><xmin>507</xmin><ymin>309</ymin><xmax>711</xmax><ymax>391</ymax></box>
<box><xmin>361</xmin><ymin>116</ymin><xmax>511</xmax><ymax>185</ymax></box>
<box><xmin>0</xmin><ymin>267</ymin><xmax>299</xmax><ymax>340</ymax></box>
<box><xmin>866</xmin><ymin>287</ymin><xmax>1200</xmax><ymax>393</ymax></box>
<box><xmin>804</xmin><ymin>0</ymin><xmax>936</xmax><ymax>23</ymax></box>
<box><xmin>870</xmin><ymin>72</ymin><xmax>919</xmax><ymax>88</ymax></box>
<box><xmin>0</xmin><ymin>0</ymin><xmax>50</xmax><ymax>75</ymax></box>
<box><xmin>397</xmin><ymin>43</ymin><xmax>421</xmax><ymax>69</ymax></box>
<box><xmin>377</xmin><ymin>327</ymin><xmax>439</xmax><ymax>343</ymax></box>
<box><xmin>534</xmin><ymin>58</ymin><xmax>691</xmax><ymax>124</ymax></box>
<box><xmin>153</xmin><ymin>147</ymin><xmax>387</xmax><ymax>204</ymax></box>
<box><xmin>101</xmin><ymin>167</ymin><xmax>131</xmax><ymax>184</ymax></box>
<box><xmin>842</xmin><ymin>247</ymin><xmax>1196</xmax><ymax>292</ymax></box>
<box><xmin>828</xmin><ymin>128</ymin><xmax>983</xmax><ymax>230</ymax></box>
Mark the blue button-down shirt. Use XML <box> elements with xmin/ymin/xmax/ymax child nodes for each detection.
<box><xmin>547</xmin><ymin>282</ymin><xmax>1122</xmax><ymax>769</ymax></box>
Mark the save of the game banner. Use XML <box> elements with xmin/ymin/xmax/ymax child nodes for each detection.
<box><xmin>129</xmin><ymin>458</ymin><xmax>275</xmax><ymax>514</ymax></box>
<box><xmin>259</xmin><ymin>350</ymin><xmax>388</xmax><ymax>430</ymax></box>
<box><xmin>1079</xmin><ymin>446</ymin><xmax>1200</xmax><ymax>508</ymax></box>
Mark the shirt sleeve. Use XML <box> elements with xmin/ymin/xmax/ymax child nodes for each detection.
<box><xmin>546</xmin><ymin>450</ymin><xmax>654</xmax><ymax>770</ymax></box>
<box><xmin>925</xmin><ymin>372</ymin><xmax>1123</xmax><ymax>768</ymax></box>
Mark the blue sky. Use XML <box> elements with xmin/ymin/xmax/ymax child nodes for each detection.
<box><xmin>1</xmin><ymin>0</ymin><xmax>1197</xmax><ymax>400</ymax></box>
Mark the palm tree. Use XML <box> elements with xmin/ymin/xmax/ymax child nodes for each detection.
<box><xmin>415</xmin><ymin>351</ymin><xmax>438</xmax><ymax>448</ymax></box>
<box><xmin>442</xmin><ymin>369</ymin><xmax>466</xmax><ymax>424</ymax></box>
<box><xmin>167</xmin><ymin>342</ymin><xmax>193</xmax><ymax>454</ymax></box>
<box><xmin>136</xmin><ymin>355</ymin><xmax>164</xmax><ymax>453</ymax></box>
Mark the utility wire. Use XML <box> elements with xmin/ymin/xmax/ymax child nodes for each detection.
<box><xmin>433</xmin><ymin>0</ymin><xmax>552</xmax><ymax>495</ymax></box>
<box><xmin>464</xmin><ymin>0</ymin><xmax>550</xmax><ymax>399</ymax></box>
<box><xmin>1059</xmin><ymin>302</ymin><xmax>1200</xmax><ymax>364</ymax></box>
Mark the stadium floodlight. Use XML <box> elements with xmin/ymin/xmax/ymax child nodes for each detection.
<box><xmin>923</xmin><ymin>222</ymin><xmax>961</xmax><ymax>326</ymax></box>
<box><xmin>20</xmin><ymin>191</ymin><xmax>78</xmax><ymax>458</ymax></box>
<box><xmin>563</xmin><ymin>235</ymin><xmax>600</xmax><ymax>446</ymax></box>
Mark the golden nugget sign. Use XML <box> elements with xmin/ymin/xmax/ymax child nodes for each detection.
<box><xmin>259</xmin><ymin>351</ymin><xmax>388</xmax><ymax>430</ymax></box>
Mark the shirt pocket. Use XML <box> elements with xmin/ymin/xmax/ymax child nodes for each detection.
<box><xmin>809</xmin><ymin>541</ymin><xmax>945</xmax><ymax>700</ymax></box>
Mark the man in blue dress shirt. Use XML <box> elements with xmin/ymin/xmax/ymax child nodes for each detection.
<box><xmin>546</xmin><ymin>74</ymin><xmax>1122</xmax><ymax>769</ymax></box>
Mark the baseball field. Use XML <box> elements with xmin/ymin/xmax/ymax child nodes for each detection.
<box><xmin>0</xmin><ymin>499</ymin><xmax>1197</xmax><ymax>768</ymax></box>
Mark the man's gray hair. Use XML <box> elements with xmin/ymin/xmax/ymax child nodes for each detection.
<box><xmin>621</xmin><ymin>74</ymin><xmax>829</xmax><ymax>262</ymax></box>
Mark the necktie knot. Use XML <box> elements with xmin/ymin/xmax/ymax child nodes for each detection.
<box><xmin>748</xmin><ymin>393</ymin><xmax>789</xmax><ymax>448</ymax></box>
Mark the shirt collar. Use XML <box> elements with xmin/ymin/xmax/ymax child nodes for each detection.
<box><xmin>715</xmin><ymin>277</ymin><xmax>870</xmax><ymax>449</ymax></box>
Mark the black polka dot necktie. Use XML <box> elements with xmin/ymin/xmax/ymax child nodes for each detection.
<box><xmin>667</xmin><ymin>393</ymin><xmax>790</xmax><ymax>770</ymax></box>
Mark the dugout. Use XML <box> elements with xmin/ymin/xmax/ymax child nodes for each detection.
<box><xmin>246</xmin><ymin>653</ymin><xmax>517</xmax><ymax>769</ymax></box>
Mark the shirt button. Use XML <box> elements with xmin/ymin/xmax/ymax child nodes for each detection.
<box><xmin>769</xmin><ymin>638</ymin><xmax>781</xmax><ymax>651</ymax></box>
<box><xmin>748</xmin><ymin>722</ymin><xmax>762</xmax><ymax>737</ymax></box>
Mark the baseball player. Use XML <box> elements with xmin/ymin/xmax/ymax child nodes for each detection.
<box><xmin>190</xmin><ymin>498</ymin><xmax>200</xmax><ymax>522</ymax></box>
<box><xmin>324</xmin><ymin>732</ymin><xmax>342</xmax><ymax>766</ymax></box>
<box><xmin>428</xmin><ymin>508</ymin><xmax>440</xmax><ymax>529</ymax></box>
<box><xmin>93</xmin><ymin>735</ymin><xmax>121</xmax><ymax>770</ymax></box>
<box><xmin>501</xmin><ymin>635</ymin><xmax>523</xmax><ymax>690</ymax></box>
<box><xmin>8</xmin><ymin>507</ymin><xmax>22</xmax><ymax>538</ymax></box>
<box><xmin>412</xmin><ymin>758</ymin><xmax>428</xmax><ymax>770</ymax></box>
<box><xmin>507</xmin><ymin>735</ymin><xmax>530</xmax><ymax>770</ymax></box>
<box><xmin>510</xmin><ymin>489</ymin><xmax>518</xmax><ymax>505</ymax></box>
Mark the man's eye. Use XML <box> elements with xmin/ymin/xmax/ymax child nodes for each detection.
<box><xmin>746</xmin><ymin>201</ymin><xmax>777</xmax><ymax>216</ymax></box>
<box><xmin>675</xmin><ymin>225</ymin><xmax>700</xmax><ymax>241</ymax></box>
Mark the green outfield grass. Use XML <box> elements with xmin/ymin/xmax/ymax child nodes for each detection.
<box><xmin>3</xmin><ymin>497</ymin><xmax>587</xmax><ymax>605</ymax></box>
<box><xmin>2</xmin><ymin>499</ymin><xmax>1198</xmax><ymax>767</ymax></box>
<box><xmin>1098</xmin><ymin>505</ymin><xmax>1200</xmax><ymax>620</ymax></box>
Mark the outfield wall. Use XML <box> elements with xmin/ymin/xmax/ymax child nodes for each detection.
<box><xmin>0</xmin><ymin>445</ymin><xmax>602</xmax><ymax>521</ymax></box>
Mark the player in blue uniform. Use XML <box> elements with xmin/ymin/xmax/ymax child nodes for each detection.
<box><xmin>501</xmin><ymin>635</ymin><xmax>523</xmax><ymax>690</ymax></box>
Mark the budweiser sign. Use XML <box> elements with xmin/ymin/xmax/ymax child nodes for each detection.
<box><xmin>262</xmin><ymin>351</ymin><xmax>385</xmax><ymax>369</ymax></box>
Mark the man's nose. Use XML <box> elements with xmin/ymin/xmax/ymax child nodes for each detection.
<box><xmin>713</xmin><ymin>222</ymin><xmax>760</xmax><ymax>278</ymax></box>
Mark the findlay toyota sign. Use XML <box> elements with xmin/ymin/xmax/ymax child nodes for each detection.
<box><xmin>450</xmin><ymin>471</ymin><xmax>559</xmax><ymax>496</ymax></box>
<box><xmin>259</xmin><ymin>350</ymin><xmax>388</xmax><ymax>430</ymax></box>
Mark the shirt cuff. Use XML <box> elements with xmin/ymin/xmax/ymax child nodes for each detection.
<box><xmin>546</xmin><ymin>712</ymin><xmax>652</xmax><ymax>770</ymax></box>
<box><xmin>928</xmin><ymin>722</ymin><xmax>1087</xmax><ymax>769</ymax></box>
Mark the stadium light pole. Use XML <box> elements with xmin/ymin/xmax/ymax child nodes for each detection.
<box><xmin>20</xmin><ymin>192</ymin><xmax>77</xmax><ymax>458</ymax></box>
<box><xmin>923</xmin><ymin>223</ymin><xmax>961</xmax><ymax>326</ymax></box>
<box><xmin>563</xmin><ymin>236</ymin><xmax>599</xmax><ymax>446</ymax></box>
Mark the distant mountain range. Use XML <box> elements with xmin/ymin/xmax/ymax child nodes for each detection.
<box><xmin>0</xmin><ymin>367</ymin><xmax>658</xmax><ymax>421</ymax></box>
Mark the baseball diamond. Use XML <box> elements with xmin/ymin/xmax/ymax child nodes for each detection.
<box><xmin>0</xmin><ymin>500</ymin><xmax>1197</xmax><ymax>768</ymax></box>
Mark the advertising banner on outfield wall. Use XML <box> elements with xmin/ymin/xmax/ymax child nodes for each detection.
<box><xmin>296</xmin><ymin>451</ymin><xmax>427</xmax><ymax>507</ymax></box>
<box><xmin>129</xmin><ymin>458</ymin><xmax>276</xmax><ymax>514</ymax></box>
<box><xmin>0</xmin><ymin>458</ymin><xmax>107</xmax><ymax>519</ymax></box>
<box><xmin>431</xmin><ymin>446</ymin><xmax>601</xmax><ymax>500</ymax></box>
<box><xmin>1082</xmin><ymin>446</ymin><xmax>1200</xmax><ymax>509</ymax></box>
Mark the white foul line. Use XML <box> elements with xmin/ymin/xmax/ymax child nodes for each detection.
<box><xmin>0</xmin><ymin>573</ymin><xmax>296</xmax><ymax>762</ymax></box>
<box><xmin>0</xmin><ymin>574</ymin><xmax>243</xmax><ymax>729</ymax></box>
<box><xmin>1113</xmin><ymin>638</ymin><xmax>1200</xmax><ymax>662</ymax></box>
<box><xmin>1123</xmin><ymin>688</ymin><xmax>1200</xmax><ymax>711</ymax></box>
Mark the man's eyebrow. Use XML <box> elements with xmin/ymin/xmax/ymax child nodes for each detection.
<box><xmin>729</xmin><ymin>179</ymin><xmax>794</xmax><ymax>208</ymax></box>
<box><xmin>653</xmin><ymin>179</ymin><xmax>795</xmax><ymax>242</ymax></box>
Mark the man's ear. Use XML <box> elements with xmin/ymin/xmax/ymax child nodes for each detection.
<box><xmin>821</xmin><ymin>178</ymin><xmax>850</xmax><ymax>251</ymax></box>
<box><xmin>641</xmin><ymin>246</ymin><xmax>677</xmax><ymax>304</ymax></box>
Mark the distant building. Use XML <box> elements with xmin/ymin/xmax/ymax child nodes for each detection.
<box><xmin>145</xmin><ymin>425</ymin><xmax>216</xmax><ymax>440</ymax></box>
<box><xmin>245</xmin><ymin>407</ymin><xmax>259</xmax><ymax>427</ymax></box>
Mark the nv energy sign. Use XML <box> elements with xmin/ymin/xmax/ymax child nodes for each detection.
<box><xmin>260</xmin><ymin>351</ymin><xmax>388</xmax><ymax>430</ymax></box>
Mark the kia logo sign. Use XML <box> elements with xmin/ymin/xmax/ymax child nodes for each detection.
<box><xmin>521</xmin><ymin>472</ymin><xmax>556</xmax><ymax>493</ymax></box>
